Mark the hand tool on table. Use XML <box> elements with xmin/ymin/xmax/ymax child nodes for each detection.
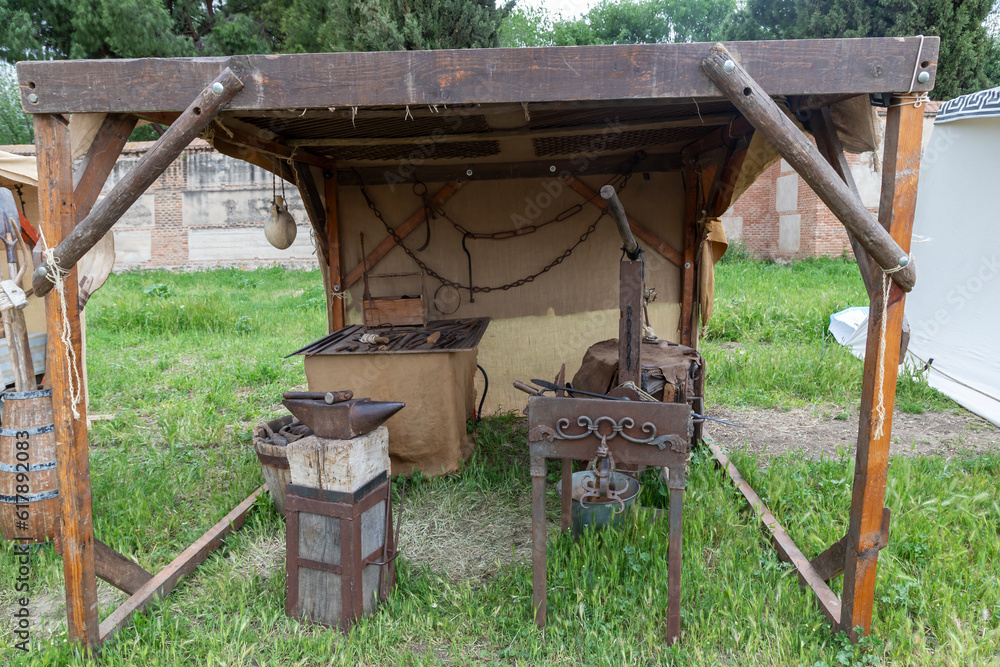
<box><xmin>282</xmin><ymin>390</ymin><xmax>353</xmax><ymax>404</ymax></box>
<box><xmin>529</xmin><ymin>379</ymin><xmax>630</xmax><ymax>401</ymax></box>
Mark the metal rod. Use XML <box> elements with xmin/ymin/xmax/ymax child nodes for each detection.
<box><xmin>600</xmin><ymin>185</ymin><xmax>640</xmax><ymax>260</ymax></box>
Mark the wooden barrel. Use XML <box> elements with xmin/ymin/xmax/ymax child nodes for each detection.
<box><xmin>0</xmin><ymin>389</ymin><xmax>58</xmax><ymax>543</ymax></box>
<box><xmin>253</xmin><ymin>415</ymin><xmax>293</xmax><ymax>517</ymax></box>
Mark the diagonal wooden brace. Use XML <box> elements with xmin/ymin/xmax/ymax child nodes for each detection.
<box><xmin>809</xmin><ymin>508</ymin><xmax>890</xmax><ymax>583</ymax></box>
<box><xmin>33</xmin><ymin>67</ymin><xmax>245</xmax><ymax>297</ymax></box>
<box><xmin>342</xmin><ymin>180</ymin><xmax>465</xmax><ymax>290</ymax></box>
<box><xmin>702</xmin><ymin>44</ymin><xmax>916</xmax><ymax>292</ymax></box>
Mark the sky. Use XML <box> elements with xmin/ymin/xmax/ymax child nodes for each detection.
<box><xmin>518</xmin><ymin>0</ymin><xmax>599</xmax><ymax>19</ymax></box>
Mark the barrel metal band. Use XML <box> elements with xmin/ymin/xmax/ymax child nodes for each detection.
<box><xmin>0</xmin><ymin>489</ymin><xmax>59</xmax><ymax>503</ymax></box>
<box><xmin>0</xmin><ymin>424</ymin><xmax>54</xmax><ymax>436</ymax></box>
<box><xmin>1</xmin><ymin>389</ymin><xmax>52</xmax><ymax>400</ymax></box>
<box><xmin>0</xmin><ymin>460</ymin><xmax>56</xmax><ymax>472</ymax></box>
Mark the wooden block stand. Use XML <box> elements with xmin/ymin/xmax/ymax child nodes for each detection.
<box><xmin>285</xmin><ymin>472</ymin><xmax>395</xmax><ymax>631</ymax></box>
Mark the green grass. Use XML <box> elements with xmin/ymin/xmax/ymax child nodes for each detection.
<box><xmin>1</xmin><ymin>262</ymin><xmax>995</xmax><ymax>665</ymax></box>
<box><xmin>703</xmin><ymin>254</ymin><xmax>955</xmax><ymax>413</ymax></box>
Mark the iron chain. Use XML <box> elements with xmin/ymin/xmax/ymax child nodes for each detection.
<box><xmin>357</xmin><ymin>170</ymin><xmax>634</xmax><ymax>294</ymax></box>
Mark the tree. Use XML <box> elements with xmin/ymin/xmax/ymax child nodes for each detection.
<box><xmin>0</xmin><ymin>0</ymin><xmax>275</xmax><ymax>63</ymax></box>
<box><xmin>279</xmin><ymin>0</ymin><xmax>515</xmax><ymax>53</ymax></box>
<box><xmin>728</xmin><ymin>0</ymin><xmax>1000</xmax><ymax>99</ymax></box>
<box><xmin>528</xmin><ymin>0</ymin><xmax>738</xmax><ymax>47</ymax></box>
<box><xmin>499</xmin><ymin>5</ymin><xmax>556</xmax><ymax>47</ymax></box>
<box><xmin>0</xmin><ymin>64</ymin><xmax>32</xmax><ymax>145</ymax></box>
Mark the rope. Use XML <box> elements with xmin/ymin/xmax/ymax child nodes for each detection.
<box><xmin>38</xmin><ymin>232</ymin><xmax>83</xmax><ymax>419</ymax></box>
<box><xmin>872</xmin><ymin>253</ymin><xmax>914</xmax><ymax>439</ymax></box>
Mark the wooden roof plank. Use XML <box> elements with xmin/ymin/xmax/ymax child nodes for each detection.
<box><xmin>17</xmin><ymin>38</ymin><xmax>938</xmax><ymax>115</ymax></box>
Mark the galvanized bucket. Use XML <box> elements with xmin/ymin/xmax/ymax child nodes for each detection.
<box><xmin>556</xmin><ymin>470</ymin><xmax>641</xmax><ymax>537</ymax></box>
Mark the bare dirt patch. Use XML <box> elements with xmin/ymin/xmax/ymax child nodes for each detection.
<box><xmin>706</xmin><ymin>406</ymin><xmax>999</xmax><ymax>459</ymax></box>
<box><xmin>398</xmin><ymin>488</ymin><xmax>532</xmax><ymax>583</ymax></box>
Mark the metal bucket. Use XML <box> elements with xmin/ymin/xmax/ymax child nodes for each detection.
<box><xmin>556</xmin><ymin>470</ymin><xmax>641</xmax><ymax>537</ymax></box>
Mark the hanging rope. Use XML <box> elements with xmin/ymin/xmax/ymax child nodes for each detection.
<box><xmin>872</xmin><ymin>254</ymin><xmax>913</xmax><ymax>439</ymax></box>
<box><xmin>37</xmin><ymin>230</ymin><xmax>83</xmax><ymax>419</ymax></box>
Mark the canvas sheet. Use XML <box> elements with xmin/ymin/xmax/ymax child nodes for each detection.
<box><xmin>828</xmin><ymin>101</ymin><xmax>1000</xmax><ymax>426</ymax></box>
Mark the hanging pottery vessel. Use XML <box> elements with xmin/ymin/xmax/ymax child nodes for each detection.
<box><xmin>265</xmin><ymin>195</ymin><xmax>297</xmax><ymax>249</ymax></box>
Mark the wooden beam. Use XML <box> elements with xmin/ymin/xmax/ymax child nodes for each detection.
<box><xmin>324</xmin><ymin>168</ymin><xmax>344</xmax><ymax>332</ymax></box>
<box><xmin>839</xmin><ymin>99</ymin><xmax>923</xmax><ymax>642</ymax></box>
<box><xmin>292</xmin><ymin>162</ymin><xmax>328</xmax><ymax>258</ymax></box>
<box><xmin>811</xmin><ymin>107</ymin><xmax>911</xmax><ymax>364</ymax></box>
<box><xmin>702</xmin><ymin>44</ymin><xmax>916</xmax><ymax>292</ymax></box>
<box><xmin>35</xmin><ymin>113</ymin><xmax>100</xmax><ymax>650</ymax></box>
<box><xmin>564</xmin><ymin>176</ymin><xmax>684</xmax><ymax>267</ymax></box>
<box><xmin>55</xmin><ymin>534</ymin><xmax>154</xmax><ymax>596</ymax></box>
<box><xmin>680</xmin><ymin>162</ymin><xmax>698</xmax><ymax>346</ymax></box>
<box><xmin>212</xmin><ymin>120</ymin><xmax>339</xmax><ymax>173</ymax></box>
<box><xmin>287</xmin><ymin>115</ymin><xmax>733</xmax><ymax>148</ymax></box>
<box><xmin>98</xmin><ymin>486</ymin><xmax>265</xmax><ymax>642</ymax></box>
<box><xmin>341</xmin><ymin>181</ymin><xmax>465</xmax><ymax>290</ymax></box>
<box><xmin>72</xmin><ymin>114</ymin><xmax>138</xmax><ymax>218</ymax></box>
<box><xmin>339</xmin><ymin>152</ymin><xmax>684</xmax><ymax>187</ymax></box>
<box><xmin>708</xmin><ymin>441</ymin><xmax>841</xmax><ymax>628</ymax></box>
<box><xmin>32</xmin><ymin>68</ymin><xmax>245</xmax><ymax>298</ymax></box>
<box><xmin>809</xmin><ymin>509</ymin><xmax>889</xmax><ymax>583</ymax></box>
<box><xmin>210</xmin><ymin>135</ymin><xmax>295</xmax><ymax>184</ymax></box>
<box><xmin>18</xmin><ymin>38</ymin><xmax>937</xmax><ymax>114</ymax></box>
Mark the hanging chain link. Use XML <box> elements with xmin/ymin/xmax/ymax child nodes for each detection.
<box><xmin>356</xmin><ymin>158</ymin><xmax>637</xmax><ymax>294</ymax></box>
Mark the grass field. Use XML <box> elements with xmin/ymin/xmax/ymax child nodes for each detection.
<box><xmin>1</xmin><ymin>257</ymin><xmax>997</xmax><ymax>666</ymax></box>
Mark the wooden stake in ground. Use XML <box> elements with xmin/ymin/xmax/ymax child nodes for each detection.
<box><xmin>35</xmin><ymin>113</ymin><xmax>101</xmax><ymax>650</ymax></box>
<box><xmin>840</xmin><ymin>98</ymin><xmax>923</xmax><ymax>640</ymax></box>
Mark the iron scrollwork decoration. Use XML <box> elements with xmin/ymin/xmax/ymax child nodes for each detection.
<box><xmin>530</xmin><ymin>416</ymin><xmax>687</xmax><ymax>453</ymax></box>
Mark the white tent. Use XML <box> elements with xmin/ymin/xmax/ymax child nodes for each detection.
<box><xmin>831</xmin><ymin>87</ymin><xmax>1000</xmax><ymax>426</ymax></box>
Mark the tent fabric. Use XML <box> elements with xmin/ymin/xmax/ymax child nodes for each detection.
<box><xmin>935</xmin><ymin>86</ymin><xmax>1000</xmax><ymax>124</ymax></box>
<box><xmin>0</xmin><ymin>150</ymin><xmax>38</xmax><ymax>188</ymax></box>
<box><xmin>829</xmin><ymin>91</ymin><xmax>1000</xmax><ymax>426</ymax></box>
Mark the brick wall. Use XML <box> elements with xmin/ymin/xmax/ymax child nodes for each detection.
<box><xmin>721</xmin><ymin>105</ymin><xmax>938</xmax><ymax>260</ymax></box>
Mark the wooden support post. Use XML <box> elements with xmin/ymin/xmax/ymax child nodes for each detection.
<box><xmin>324</xmin><ymin>168</ymin><xmax>344</xmax><ymax>332</ymax></box>
<box><xmin>840</xmin><ymin>99</ymin><xmax>923</xmax><ymax>641</ymax></box>
<box><xmin>33</xmin><ymin>69</ymin><xmax>245</xmax><ymax>298</ymax></box>
<box><xmin>342</xmin><ymin>181</ymin><xmax>465</xmax><ymax>290</ymax></box>
<box><xmin>680</xmin><ymin>162</ymin><xmax>698</xmax><ymax>347</ymax></box>
<box><xmin>564</xmin><ymin>176</ymin><xmax>683</xmax><ymax>267</ymax></box>
<box><xmin>72</xmin><ymin>114</ymin><xmax>138</xmax><ymax>218</ymax></box>
<box><xmin>702</xmin><ymin>44</ymin><xmax>916</xmax><ymax>292</ymax></box>
<box><xmin>34</xmin><ymin>113</ymin><xmax>100</xmax><ymax>649</ymax></box>
<box><xmin>812</xmin><ymin>106</ymin><xmax>911</xmax><ymax>362</ymax></box>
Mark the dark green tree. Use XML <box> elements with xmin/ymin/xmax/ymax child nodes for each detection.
<box><xmin>515</xmin><ymin>0</ymin><xmax>738</xmax><ymax>47</ymax></box>
<box><xmin>0</xmin><ymin>64</ymin><xmax>32</xmax><ymax>144</ymax></box>
<box><xmin>0</xmin><ymin>0</ymin><xmax>275</xmax><ymax>63</ymax></box>
<box><xmin>728</xmin><ymin>0</ymin><xmax>1000</xmax><ymax>99</ymax></box>
<box><xmin>278</xmin><ymin>0</ymin><xmax>515</xmax><ymax>53</ymax></box>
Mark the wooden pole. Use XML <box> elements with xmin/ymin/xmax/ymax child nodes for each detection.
<box><xmin>701</xmin><ymin>44</ymin><xmax>916</xmax><ymax>292</ymax></box>
<box><xmin>34</xmin><ymin>113</ymin><xmax>100</xmax><ymax>649</ymax></box>
<box><xmin>811</xmin><ymin>107</ymin><xmax>911</xmax><ymax>363</ymax></box>
<box><xmin>840</xmin><ymin>98</ymin><xmax>923</xmax><ymax>640</ymax></box>
<box><xmin>33</xmin><ymin>68</ymin><xmax>245</xmax><ymax>298</ymax></box>
<box><xmin>680</xmin><ymin>162</ymin><xmax>698</xmax><ymax>346</ymax></box>
<box><xmin>324</xmin><ymin>169</ymin><xmax>344</xmax><ymax>332</ymax></box>
<box><xmin>98</xmin><ymin>486</ymin><xmax>264</xmax><ymax>643</ymax></box>
<box><xmin>72</xmin><ymin>114</ymin><xmax>138</xmax><ymax>218</ymax></box>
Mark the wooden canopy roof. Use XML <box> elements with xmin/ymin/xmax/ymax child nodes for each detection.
<box><xmin>17</xmin><ymin>38</ymin><xmax>937</xmax><ymax>186</ymax></box>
